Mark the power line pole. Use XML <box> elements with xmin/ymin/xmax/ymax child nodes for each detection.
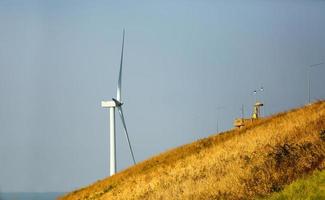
<box><xmin>241</xmin><ymin>104</ymin><xmax>244</xmax><ymax>119</ymax></box>
<box><xmin>308</xmin><ymin>62</ymin><xmax>324</xmax><ymax>103</ymax></box>
<box><xmin>216</xmin><ymin>106</ymin><xmax>225</xmax><ymax>133</ymax></box>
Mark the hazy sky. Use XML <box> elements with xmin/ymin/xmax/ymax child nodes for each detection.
<box><xmin>0</xmin><ymin>0</ymin><xmax>324</xmax><ymax>193</ymax></box>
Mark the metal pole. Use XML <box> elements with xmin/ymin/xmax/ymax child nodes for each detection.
<box><xmin>308</xmin><ymin>62</ymin><xmax>324</xmax><ymax>103</ymax></box>
<box><xmin>109</xmin><ymin>107</ymin><xmax>116</xmax><ymax>176</ymax></box>
<box><xmin>308</xmin><ymin>69</ymin><xmax>311</xmax><ymax>103</ymax></box>
<box><xmin>216</xmin><ymin>119</ymin><xmax>219</xmax><ymax>133</ymax></box>
<box><xmin>241</xmin><ymin>104</ymin><xmax>244</xmax><ymax>119</ymax></box>
<box><xmin>216</xmin><ymin>106</ymin><xmax>225</xmax><ymax>133</ymax></box>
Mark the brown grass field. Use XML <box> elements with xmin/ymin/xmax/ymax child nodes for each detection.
<box><xmin>59</xmin><ymin>101</ymin><xmax>325</xmax><ymax>200</ymax></box>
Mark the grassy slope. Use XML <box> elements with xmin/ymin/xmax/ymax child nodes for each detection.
<box><xmin>263</xmin><ymin>169</ymin><xmax>325</xmax><ymax>200</ymax></box>
<box><xmin>60</xmin><ymin>101</ymin><xmax>325</xmax><ymax>200</ymax></box>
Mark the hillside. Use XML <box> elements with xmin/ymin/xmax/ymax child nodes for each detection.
<box><xmin>60</xmin><ymin>101</ymin><xmax>325</xmax><ymax>200</ymax></box>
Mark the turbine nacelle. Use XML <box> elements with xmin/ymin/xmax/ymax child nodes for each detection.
<box><xmin>101</xmin><ymin>100</ymin><xmax>117</xmax><ymax>108</ymax></box>
<box><xmin>100</xmin><ymin>99</ymin><xmax>123</xmax><ymax>108</ymax></box>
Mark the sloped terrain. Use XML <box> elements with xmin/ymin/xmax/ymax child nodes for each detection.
<box><xmin>60</xmin><ymin>101</ymin><xmax>325</xmax><ymax>200</ymax></box>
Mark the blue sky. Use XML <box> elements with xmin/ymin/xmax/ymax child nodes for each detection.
<box><xmin>0</xmin><ymin>0</ymin><xmax>324</xmax><ymax>192</ymax></box>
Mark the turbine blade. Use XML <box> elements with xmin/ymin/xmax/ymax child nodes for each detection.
<box><xmin>117</xmin><ymin>29</ymin><xmax>125</xmax><ymax>102</ymax></box>
<box><xmin>117</xmin><ymin>106</ymin><xmax>136</xmax><ymax>165</ymax></box>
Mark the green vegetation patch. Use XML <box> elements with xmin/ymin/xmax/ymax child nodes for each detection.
<box><xmin>262</xmin><ymin>170</ymin><xmax>325</xmax><ymax>200</ymax></box>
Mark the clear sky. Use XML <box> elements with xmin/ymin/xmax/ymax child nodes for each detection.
<box><xmin>0</xmin><ymin>0</ymin><xmax>324</xmax><ymax>193</ymax></box>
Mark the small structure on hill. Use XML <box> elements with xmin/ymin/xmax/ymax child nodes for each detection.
<box><xmin>233</xmin><ymin>101</ymin><xmax>264</xmax><ymax>128</ymax></box>
<box><xmin>233</xmin><ymin>118</ymin><xmax>245</xmax><ymax>128</ymax></box>
<box><xmin>252</xmin><ymin>101</ymin><xmax>264</xmax><ymax>119</ymax></box>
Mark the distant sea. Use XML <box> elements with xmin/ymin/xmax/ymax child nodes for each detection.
<box><xmin>0</xmin><ymin>192</ymin><xmax>64</xmax><ymax>200</ymax></box>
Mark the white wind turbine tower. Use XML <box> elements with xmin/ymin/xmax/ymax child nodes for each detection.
<box><xmin>101</xmin><ymin>29</ymin><xmax>136</xmax><ymax>176</ymax></box>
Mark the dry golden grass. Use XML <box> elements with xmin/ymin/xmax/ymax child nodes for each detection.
<box><xmin>59</xmin><ymin>101</ymin><xmax>325</xmax><ymax>200</ymax></box>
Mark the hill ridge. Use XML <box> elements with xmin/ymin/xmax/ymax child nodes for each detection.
<box><xmin>60</xmin><ymin>101</ymin><xmax>325</xmax><ymax>200</ymax></box>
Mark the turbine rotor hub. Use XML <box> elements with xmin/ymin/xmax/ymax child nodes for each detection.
<box><xmin>112</xmin><ymin>98</ymin><xmax>123</xmax><ymax>107</ymax></box>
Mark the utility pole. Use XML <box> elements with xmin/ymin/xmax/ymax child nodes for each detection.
<box><xmin>216</xmin><ymin>120</ymin><xmax>219</xmax><ymax>133</ymax></box>
<box><xmin>241</xmin><ymin>104</ymin><xmax>245</xmax><ymax>119</ymax></box>
<box><xmin>216</xmin><ymin>106</ymin><xmax>225</xmax><ymax>133</ymax></box>
<box><xmin>308</xmin><ymin>62</ymin><xmax>324</xmax><ymax>103</ymax></box>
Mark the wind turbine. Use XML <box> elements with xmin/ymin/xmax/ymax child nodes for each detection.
<box><xmin>101</xmin><ymin>29</ymin><xmax>136</xmax><ymax>176</ymax></box>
